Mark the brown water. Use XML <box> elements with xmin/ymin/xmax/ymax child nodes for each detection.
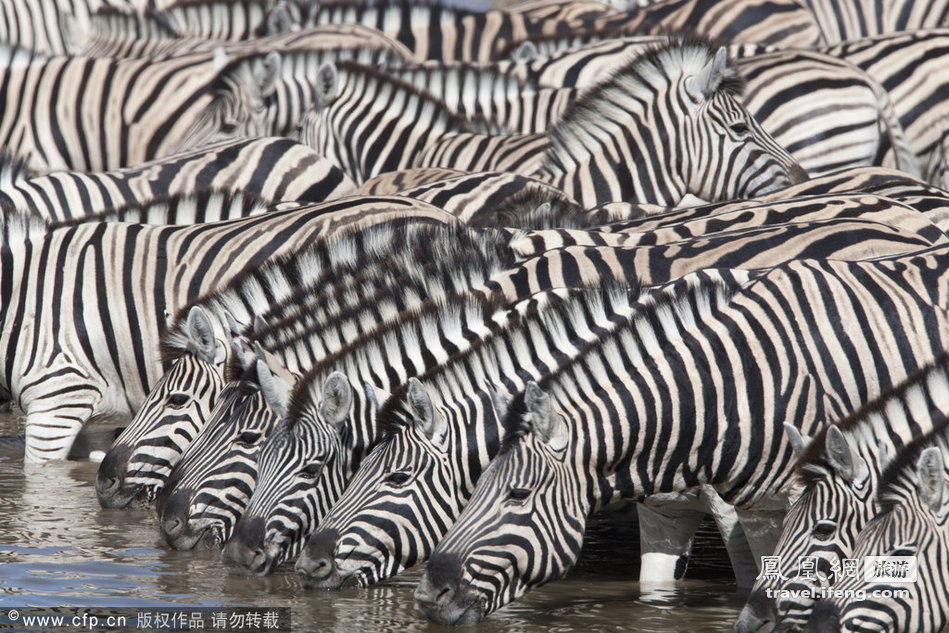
<box><xmin>0</xmin><ymin>413</ymin><xmax>745</xmax><ymax>632</ymax></box>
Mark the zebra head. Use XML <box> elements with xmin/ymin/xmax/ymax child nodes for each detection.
<box><xmin>96</xmin><ymin>306</ymin><xmax>226</xmax><ymax>509</ymax></box>
<box><xmin>158</xmin><ymin>355</ymin><xmax>282</xmax><ymax>551</ymax></box>
<box><xmin>806</xmin><ymin>432</ymin><xmax>949</xmax><ymax>633</ymax></box>
<box><xmin>739</xmin><ymin>426</ymin><xmax>876</xmax><ymax>633</ymax></box>
<box><xmin>541</xmin><ymin>39</ymin><xmax>807</xmax><ymax>207</ymax></box>
<box><xmin>296</xmin><ymin>377</ymin><xmax>483</xmax><ymax>590</ymax></box>
<box><xmin>221</xmin><ymin>371</ymin><xmax>379</xmax><ymax>576</ymax></box>
<box><xmin>298</xmin><ymin>60</ymin><xmax>476</xmax><ymax>184</ymax></box>
<box><xmin>180</xmin><ymin>51</ymin><xmax>282</xmax><ymax>151</ymax></box>
<box><xmin>415</xmin><ymin>383</ymin><xmax>584</xmax><ymax>625</ymax></box>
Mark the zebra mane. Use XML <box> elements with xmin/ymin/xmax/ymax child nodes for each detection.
<box><xmin>50</xmin><ymin>189</ymin><xmax>272</xmax><ymax>228</ymax></box>
<box><xmin>876</xmin><ymin>415</ymin><xmax>949</xmax><ymax>512</ymax></box>
<box><xmin>164</xmin><ymin>218</ymin><xmax>471</xmax><ymax>358</ymax></box>
<box><xmin>466</xmin><ymin>184</ymin><xmax>608</xmax><ymax>230</ymax></box>
<box><xmin>0</xmin><ymin>203</ymin><xmax>51</xmax><ymax>251</ymax></box>
<box><xmin>542</xmin><ymin>37</ymin><xmax>743</xmax><ymax>171</ymax></box>
<box><xmin>372</xmin><ymin>277</ymin><xmax>668</xmax><ymax>440</ymax></box>
<box><xmin>496</xmin><ymin>273</ymin><xmax>743</xmax><ymax>454</ymax></box>
<box><xmin>796</xmin><ymin>353</ymin><xmax>949</xmax><ymax>485</ymax></box>
<box><xmin>286</xmin><ymin>287</ymin><xmax>514</xmax><ymax>428</ymax></box>
<box><xmin>332</xmin><ymin>60</ymin><xmax>493</xmax><ymax>135</ymax></box>
<box><xmin>0</xmin><ymin>149</ymin><xmax>32</xmax><ymax>190</ymax></box>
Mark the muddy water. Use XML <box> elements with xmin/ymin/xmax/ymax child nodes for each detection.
<box><xmin>0</xmin><ymin>413</ymin><xmax>745</xmax><ymax>632</ymax></box>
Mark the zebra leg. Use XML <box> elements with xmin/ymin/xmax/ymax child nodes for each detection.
<box><xmin>636</xmin><ymin>491</ymin><xmax>706</xmax><ymax>584</ymax></box>
<box><xmin>21</xmin><ymin>390</ymin><xmax>101</xmax><ymax>463</ymax></box>
<box><xmin>734</xmin><ymin>507</ymin><xmax>787</xmax><ymax>567</ymax></box>
<box><xmin>697</xmin><ymin>486</ymin><xmax>757</xmax><ymax>590</ymax></box>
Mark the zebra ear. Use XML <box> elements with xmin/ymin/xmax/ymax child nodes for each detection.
<box><xmin>252</xmin><ymin>314</ymin><xmax>269</xmax><ymax>335</ymax></box>
<box><xmin>687</xmin><ymin>46</ymin><xmax>729</xmax><ymax>104</ymax></box>
<box><xmin>164</xmin><ymin>309</ymin><xmax>174</xmax><ymax>329</ymax></box>
<box><xmin>784</xmin><ymin>423</ymin><xmax>812</xmax><ymax>457</ymax></box>
<box><xmin>255</xmin><ymin>51</ymin><xmax>281</xmax><ymax>99</ymax></box>
<box><xmin>407</xmin><ymin>378</ymin><xmax>447</xmax><ymax>448</ymax></box>
<box><xmin>511</xmin><ymin>40</ymin><xmax>538</xmax><ymax>62</ymax></box>
<box><xmin>319</xmin><ymin>372</ymin><xmax>353</xmax><ymax>428</ymax></box>
<box><xmin>316</xmin><ymin>62</ymin><xmax>339</xmax><ymax>106</ymax></box>
<box><xmin>825</xmin><ymin>426</ymin><xmax>858</xmax><ymax>482</ymax></box>
<box><xmin>525</xmin><ymin>382</ymin><xmax>567</xmax><ymax>455</ymax></box>
<box><xmin>187</xmin><ymin>306</ymin><xmax>218</xmax><ymax>364</ymax></box>
<box><xmin>256</xmin><ymin>359</ymin><xmax>289</xmax><ymax>418</ymax></box>
<box><xmin>265</xmin><ymin>1</ymin><xmax>293</xmax><ymax>35</ymax></box>
<box><xmin>916</xmin><ymin>447</ymin><xmax>946</xmax><ymax>512</ymax></box>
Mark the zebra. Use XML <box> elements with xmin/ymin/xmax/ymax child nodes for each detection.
<box><xmin>0</xmin><ymin>137</ymin><xmax>355</xmax><ymax>220</ymax></box>
<box><xmin>501</xmin><ymin>0</ymin><xmax>826</xmax><ymax>52</ymax></box>
<box><xmin>290</xmin><ymin>216</ymin><xmax>940</xmax><ymax>590</ymax></box>
<box><xmin>97</xmin><ymin>221</ymin><xmax>516</xmax><ymax>508</ymax></box>
<box><xmin>509</xmin><ymin>192</ymin><xmax>949</xmax><ymax>258</ymax></box>
<box><xmin>0</xmin><ymin>44</ymin><xmax>226</xmax><ymax>172</ymax></box>
<box><xmin>156</xmin><ymin>227</ymin><xmax>526</xmax><ymax>550</ymax></box>
<box><xmin>734</xmin><ymin>355</ymin><xmax>949</xmax><ymax>633</ymax></box>
<box><xmin>0</xmin><ymin>0</ymin><xmax>127</xmax><ymax>56</ymax></box>
<box><xmin>497</xmin><ymin>35</ymin><xmax>919</xmax><ymax>176</ymax></box>
<box><xmin>183</xmin><ymin>45</ymin><xmax>408</xmax><ymax>154</ymax></box>
<box><xmin>824</xmin><ymin>30</ymin><xmax>949</xmax><ymax>182</ymax></box>
<box><xmin>381</xmin><ymin>62</ymin><xmax>578</xmax><ymax>134</ymax></box>
<box><xmin>234</xmin><ymin>271</ymin><xmax>755</xmax><ymax>578</ymax></box>
<box><xmin>801</xmin><ymin>0</ymin><xmax>949</xmax><ymax>45</ymax></box>
<box><xmin>85</xmin><ymin>0</ymin><xmax>300</xmax><ymax>44</ymax></box>
<box><xmin>309</xmin><ymin>39</ymin><xmax>807</xmax><ymax>207</ymax></box>
<box><xmin>805</xmin><ymin>418</ymin><xmax>949</xmax><ymax>633</ymax></box>
<box><xmin>296</xmin><ymin>61</ymin><xmax>498</xmax><ymax>185</ymax></box>
<box><xmin>410</xmin><ymin>246</ymin><xmax>949</xmax><ymax>624</ymax></box>
<box><xmin>1</xmin><ymin>192</ymin><xmax>455</xmax><ymax>462</ymax></box>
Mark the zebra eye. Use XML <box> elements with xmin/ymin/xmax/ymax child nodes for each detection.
<box><xmin>236</xmin><ymin>431</ymin><xmax>261</xmax><ymax>447</ymax></box>
<box><xmin>385</xmin><ymin>471</ymin><xmax>412</xmax><ymax>487</ymax></box>
<box><xmin>509</xmin><ymin>487</ymin><xmax>531</xmax><ymax>502</ymax></box>
<box><xmin>299</xmin><ymin>463</ymin><xmax>323</xmax><ymax>480</ymax></box>
<box><xmin>729</xmin><ymin>121</ymin><xmax>750</xmax><ymax>136</ymax></box>
<box><xmin>812</xmin><ymin>521</ymin><xmax>837</xmax><ymax>541</ymax></box>
<box><xmin>167</xmin><ymin>393</ymin><xmax>190</xmax><ymax>408</ymax></box>
<box><xmin>221</xmin><ymin>119</ymin><xmax>239</xmax><ymax>134</ymax></box>
<box><xmin>890</xmin><ymin>547</ymin><xmax>916</xmax><ymax>557</ymax></box>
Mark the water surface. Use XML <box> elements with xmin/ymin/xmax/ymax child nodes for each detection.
<box><xmin>0</xmin><ymin>413</ymin><xmax>744</xmax><ymax>632</ymax></box>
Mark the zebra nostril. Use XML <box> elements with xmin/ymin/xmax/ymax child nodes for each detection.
<box><xmin>436</xmin><ymin>585</ymin><xmax>453</xmax><ymax>604</ymax></box>
<box><xmin>163</xmin><ymin>516</ymin><xmax>183</xmax><ymax>538</ymax></box>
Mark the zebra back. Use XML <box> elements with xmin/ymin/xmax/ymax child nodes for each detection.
<box><xmin>4</xmin><ymin>137</ymin><xmax>355</xmax><ymax>220</ymax></box>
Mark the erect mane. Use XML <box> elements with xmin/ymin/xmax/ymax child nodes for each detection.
<box><xmin>284</xmin><ymin>287</ymin><xmax>513</xmax><ymax>429</ymax></box>
<box><xmin>0</xmin><ymin>203</ymin><xmax>51</xmax><ymax>251</ymax></box>
<box><xmin>796</xmin><ymin>353</ymin><xmax>949</xmax><ymax>485</ymax></box>
<box><xmin>50</xmin><ymin>189</ymin><xmax>272</xmax><ymax>228</ymax></box>
<box><xmin>496</xmin><ymin>272</ymin><xmax>742</xmax><ymax>454</ymax></box>
<box><xmin>542</xmin><ymin>36</ymin><xmax>743</xmax><ymax>171</ymax></box>
<box><xmin>467</xmin><ymin>183</ymin><xmax>606</xmax><ymax>230</ymax></box>
<box><xmin>0</xmin><ymin>149</ymin><xmax>33</xmax><ymax>190</ymax></box>
<box><xmin>877</xmin><ymin>415</ymin><xmax>949</xmax><ymax>512</ymax></box>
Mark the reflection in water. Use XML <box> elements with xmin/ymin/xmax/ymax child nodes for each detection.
<box><xmin>0</xmin><ymin>413</ymin><xmax>743</xmax><ymax>631</ymax></box>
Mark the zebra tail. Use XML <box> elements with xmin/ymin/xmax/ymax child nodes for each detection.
<box><xmin>865</xmin><ymin>68</ymin><xmax>921</xmax><ymax>177</ymax></box>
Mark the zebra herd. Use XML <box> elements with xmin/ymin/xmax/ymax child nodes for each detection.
<box><xmin>1</xmin><ymin>0</ymin><xmax>949</xmax><ymax>631</ymax></box>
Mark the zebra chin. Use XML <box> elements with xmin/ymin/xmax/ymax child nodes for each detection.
<box><xmin>415</xmin><ymin>553</ymin><xmax>488</xmax><ymax>626</ymax></box>
<box><xmin>736</xmin><ymin>588</ymin><xmax>779</xmax><ymax>633</ymax></box>
<box><xmin>96</xmin><ymin>445</ymin><xmax>155</xmax><ymax>509</ymax></box>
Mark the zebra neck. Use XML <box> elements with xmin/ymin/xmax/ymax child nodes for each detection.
<box><xmin>536</xmin><ymin>124</ymin><xmax>683</xmax><ymax>207</ymax></box>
